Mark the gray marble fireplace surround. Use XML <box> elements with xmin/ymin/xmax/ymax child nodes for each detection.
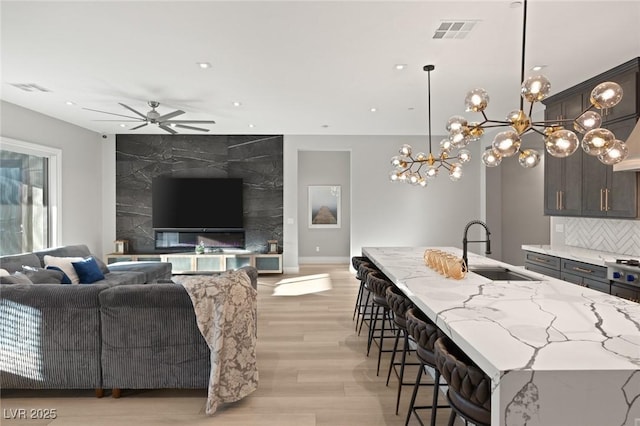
<box><xmin>116</xmin><ymin>134</ymin><xmax>283</xmax><ymax>254</ymax></box>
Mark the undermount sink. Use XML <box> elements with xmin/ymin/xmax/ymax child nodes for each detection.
<box><xmin>469</xmin><ymin>267</ymin><xmax>537</xmax><ymax>281</ymax></box>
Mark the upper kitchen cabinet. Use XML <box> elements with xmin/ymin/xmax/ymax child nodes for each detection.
<box><xmin>544</xmin><ymin>91</ymin><xmax>584</xmax><ymax>216</ymax></box>
<box><xmin>582</xmin><ymin>118</ymin><xmax>640</xmax><ymax>218</ymax></box>
<box><xmin>542</xmin><ymin>57</ymin><xmax>640</xmax><ymax>218</ymax></box>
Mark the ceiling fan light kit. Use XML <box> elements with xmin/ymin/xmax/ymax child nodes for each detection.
<box><xmin>85</xmin><ymin>100</ymin><xmax>216</xmax><ymax>134</ymax></box>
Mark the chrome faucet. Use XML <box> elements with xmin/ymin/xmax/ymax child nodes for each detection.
<box><xmin>462</xmin><ymin>220</ymin><xmax>492</xmax><ymax>271</ymax></box>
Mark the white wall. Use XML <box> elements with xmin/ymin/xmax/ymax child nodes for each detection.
<box><xmin>0</xmin><ymin>101</ymin><xmax>107</xmax><ymax>256</ymax></box>
<box><xmin>283</xmin><ymin>135</ymin><xmax>484</xmax><ymax>272</ymax></box>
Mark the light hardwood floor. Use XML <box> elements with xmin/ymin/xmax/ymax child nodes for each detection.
<box><xmin>1</xmin><ymin>265</ymin><xmax>460</xmax><ymax>426</ymax></box>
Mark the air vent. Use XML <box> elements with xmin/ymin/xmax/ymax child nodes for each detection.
<box><xmin>433</xmin><ymin>21</ymin><xmax>478</xmax><ymax>39</ymax></box>
<box><xmin>10</xmin><ymin>83</ymin><xmax>51</xmax><ymax>92</ymax></box>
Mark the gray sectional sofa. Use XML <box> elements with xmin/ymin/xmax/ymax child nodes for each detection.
<box><xmin>0</xmin><ymin>244</ymin><xmax>258</xmax><ymax>397</ymax></box>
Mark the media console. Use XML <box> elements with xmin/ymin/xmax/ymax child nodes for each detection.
<box><xmin>105</xmin><ymin>252</ymin><xmax>282</xmax><ymax>274</ymax></box>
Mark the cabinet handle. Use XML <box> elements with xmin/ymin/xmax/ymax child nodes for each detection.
<box><xmin>555</xmin><ymin>191</ymin><xmax>559</xmax><ymax>210</ymax></box>
<box><xmin>605</xmin><ymin>188</ymin><xmax>610</xmax><ymax>211</ymax></box>
<box><xmin>599</xmin><ymin>189</ymin><xmax>604</xmax><ymax>211</ymax></box>
<box><xmin>573</xmin><ymin>266</ymin><xmax>594</xmax><ymax>274</ymax></box>
<box><xmin>559</xmin><ymin>191</ymin><xmax>564</xmax><ymax>210</ymax></box>
<box><xmin>534</xmin><ymin>257</ymin><xmax>550</xmax><ymax>263</ymax></box>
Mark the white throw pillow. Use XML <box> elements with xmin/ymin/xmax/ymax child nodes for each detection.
<box><xmin>0</xmin><ymin>268</ymin><xmax>9</xmax><ymax>277</ymax></box>
<box><xmin>44</xmin><ymin>255</ymin><xmax>83</xmax><ymax>284</ymax></box>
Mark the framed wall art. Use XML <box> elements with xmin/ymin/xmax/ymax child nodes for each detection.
<box><xmin>308</xmin><ymin>185</ymin><xmax>341</xmax><ymax>229</ymax></box>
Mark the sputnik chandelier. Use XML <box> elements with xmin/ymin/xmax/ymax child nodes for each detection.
<box><xmin>389</xmin><ymin>65</ymin><xmax>471</xmax><ymax>187</ymax></box>
<box><xmin>445</xmin><ymin>0</ymin><xmax>628</xmax><ymax>168</ymax></box>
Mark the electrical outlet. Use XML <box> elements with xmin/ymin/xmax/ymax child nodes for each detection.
<box><xmin>316</xmin><ymin>246</ymin><xmax>320</xmax><ymax>252</ymax></box>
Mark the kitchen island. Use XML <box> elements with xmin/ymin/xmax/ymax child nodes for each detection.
<box><xmin>363</xmin><ymin>246</ymin><xmax>640</xmax><ymax>426</ymax></box>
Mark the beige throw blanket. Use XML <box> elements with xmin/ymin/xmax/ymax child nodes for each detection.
<box><xmin>176</xmin><ymin>270</ymin><xmax>258</xmax><ymax>415</ymax></box>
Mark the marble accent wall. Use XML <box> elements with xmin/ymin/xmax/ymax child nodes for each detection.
<box><xmin>565</xmin><ymin>217</ymin><xmax>640</xmax><ymax>256</ymax></box>
<box><xmin>116</xmin><ymin>134</ymin><xmax>283</xmax><ymax>253</ymax></box>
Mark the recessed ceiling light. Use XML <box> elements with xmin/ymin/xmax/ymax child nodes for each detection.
<box><xmin>65</xmin><ymin>100</ymin><xmax>75</xmax><ymax>106</ymax></box>
<box><xmin>233</xmin><ymin>101</ymin><xmax>242</xmax><ymax>107</ymax></box>
<box><xmin>248</xmin><ymin>124</ymin><xmax>255</xmax><ymax>128</ymax></box>
<box><xmin>197</xmin><ymin>62</ymin><xmax>212</xmax><ymax>69</ymax></box>
<box><xmin>395</xmin><ymin>64</ymin><xmax>407</xmax><ymax>70</ymax></box>
<box><xmin>169</xmin><ymin>123</ymin><xmax>177</xmax><ymax>127</ymax></box>
<box><xmin>370</xmin><ymin>107</ymin><xmax>377</xmax><ymax>112</ymax></box>
<box><xmin>119</xmin><ymin>124</ymin><xmax>126</xmax><ymax>128</ymax></box>
<box><xmin>408</xmin><ymin>107</ymin><xmax>415</xmax><ymax>111</ymax></box>
<box><xmin>531</xmin><ymin>65</ymin><xmax>546</xmax><ymax>71</ymax></box>
<box><xmin>321</xmin><ymin>124</ymin><xmax>329</xmax><ymax>128</ymax></box>
<box><xmin>510</xmin><ymin>1</ymin><xmax>523</xmax><ymax>8</ymax></box>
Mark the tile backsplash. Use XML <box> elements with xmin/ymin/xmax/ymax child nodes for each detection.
<box><xmin>564</xmin><ymin>218</ymin><xmax>640</xmax><ymax>257</ymax></box>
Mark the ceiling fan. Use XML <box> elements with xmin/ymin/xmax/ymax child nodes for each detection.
<box><xmin>84</xmin><ymin>100</ymin><xmax>216</xmax><ymax>134</ymax></box>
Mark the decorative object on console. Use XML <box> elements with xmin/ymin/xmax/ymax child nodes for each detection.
<box><xmin>85</xmin><ymin>101</ymin><xmax>216</xmax><ymax>134</ymax></box>
<box><xmin>114</xmin><ymin>239</ymin><xmax>129</xmax><ymax>254</ymax></box>
<box><xmin>267</xmin><ymin>240</ymin><xmax>278</xmax><ymax>254</ymax></box>
<box><xmin>446</xmin><ymin>0</ymin><xmax>628</xmax><ymax>169</ymax></box>
<box><xmin>389</xmin><ymin>65</ymin><xmax>470</xmax><ymax>187</ymax></box>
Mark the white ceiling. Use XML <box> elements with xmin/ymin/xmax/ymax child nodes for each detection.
<box><xmin>2</xmin><ymin>0</ymin><xmax>639</xmax><ymax>136</ymax></box>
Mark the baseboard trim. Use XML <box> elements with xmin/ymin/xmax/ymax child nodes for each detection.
<box><xmin>298</xmin><ymin>256</ymin><xmax>350</xmax><ymax>264</ymax></box>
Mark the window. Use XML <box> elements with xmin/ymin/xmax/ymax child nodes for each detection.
<box><xmin>0</xmin><ymin>138</ymin><xmax>61</xmax><ymax>255</ymax></box>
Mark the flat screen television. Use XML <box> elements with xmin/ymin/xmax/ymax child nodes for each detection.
<box><xmin>152</xmin><ymin>177</ymin><xmax>244</xmax><ymax>229</ymax></box>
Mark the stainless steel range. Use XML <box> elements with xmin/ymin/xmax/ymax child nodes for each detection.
<box><xmin>606</xmin><ymin>259</ymin><xmax>640</xmax><ymax>287</ymax></box>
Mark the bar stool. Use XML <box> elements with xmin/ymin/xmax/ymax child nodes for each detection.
<box><xmin>384</xmin><ymin>285</ymin><xmax>417</xmax><ymax>415</ymax></box>
<box><xmin>366</xmin><ymin>272</ymin><xmax>395</xmax><ymax>375</ymax></box>
<box><xmin>356</xmin><ymin>263</ymin><xmax>379</xmax><ymax>335</ymax></box>
<box><xmin>404</xmin><ymin>308</ymin><xmax>447</xmax><ymax>426</ymax></box>
<box><xmin>351</xmin><ymin>256</ymin><xmax>373</xmax><ymax>322</ymax></box>
<box><xmin>434</xmin><ymin>336</ymin><xmax>491</xmax><ymax>426</ymax></box>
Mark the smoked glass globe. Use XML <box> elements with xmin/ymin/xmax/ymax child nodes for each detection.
<box><xmin>426</xmin><ymin>166</ymin><xmax>439</xmax><ymax>179</ymax></box>
<box><xmin>440</xmin><ymin>138</ymin><xmax>453</xmax><ymax>151</ymax></box>
<box><xmin>574</xmin><ymin>111</ymin><xmax>602</xmax><ymax>134</ymax></box>
<box><xmin>390</xmin><ymin>155</ymin><xmax>407</xmax><ymax>169</ymax></box>
<box><xmin>465</xmin><ymin>88</ymin><xmax>490</xmax><ymax>112</ymax></box>
<box><xmin>458</xmin><ymin>149</ymin><xmax>471</xmax><ymax>164</ymax></box>
<box><xmin>481</xmin><ymin>148</ymin><xmax>502</xmax><ymax>167</ymax></box>
<box><xmin>545</xmin><ymin>129</ymin><xmax>579</xmax><ymax>158</ymax></box>
<box><xmin>582</xmin><ymin>128</ymin><xmax>615</xmax><ymax>156</ymax></box>
<box><xmin>590</xmin><ymin>82</ymin><xmax>623</xmax><ymax>109</ymax></box>
<box><xmin>399</xmin><ymin>144</ymin><xmax>412</xmax><ymax>156</ymax></box>
<box><xmin>389</xmin><ymin>170</ymin><xmax>401</xmax><ymax>181</ymax></box>
<box><xmin>598</xmin><ymin>140</ymin><xmax>629</xmax><ymax>165</ymax></box>
<box><xmin>492</xmin><ymin>130</ymin><xmax>521</xmax><ymax>157</ymax></box>
<box><xmin>447</xmin><ymin>116</ymin><xmax>468</xmax><ymax>132</ymax></box>
<box><xmin>521</xmin><ymin>75</ymin><xmax>551</xmax><ymax>102</ymax></box>
<box><xmin>518</xmin><ymin>149</ymin><xmax>541</xmax><ymax>168</ymax></box>
<box><xmin>415</xmin><ymin>152</ymin><xmax>428</xmax><ymax>162</ymax></box>
<box><xmin>449</xmin><ymin>163</ymin><xmax>463</xmax><ymax>181</ymax></box>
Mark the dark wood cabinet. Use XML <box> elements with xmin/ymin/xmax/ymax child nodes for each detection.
<box><xmin>610</xmin><ymin>282</ymin><xmax>640</xmax><ymax>303</ymax></box>
<box><xmin>581</xmin><ymin>118</ymin><xmax>640</xmax><ymax>218</ymax></box>
<box><xmin>543</xmin><ymin>92</ymin><xmax>584</xmax><ymax>216</ymax></box>
<box><xmin>524</xmin><ymin>251</ymin><xmax>610</xmax><ymax>295</ymax></box>
<box><xmin>542</xmin><ymin>57</ymin><xmax>640</xmax><ymax>218</ymax></box>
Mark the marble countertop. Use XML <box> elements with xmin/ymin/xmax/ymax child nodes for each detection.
<box><xmin>363</xmin><ymin>246</ymin><xmax>640</xmax><ymax>425</ymax></box>
<box><xmin>522</xmin><ymin>244</ymin><xmax>635</xmax><ymax>266</ymax></box>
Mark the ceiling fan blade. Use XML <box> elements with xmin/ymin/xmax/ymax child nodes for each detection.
<box><xmin>157</xmin><ymin>110</ymin><xmax>185</xmax><ymax>122</ymax></box>
<box><xmin>159</xmin><ymin>124</ymin><xmax>177</xmax><ymax>134</ymax></box>
<box><xmin>165</xmin><ymin>120</ymin><xmax>216</xmax><ymax>124</ymax></box>
<box><xmin>130</xmin><ymin>122</ymin><xmax>149</xmax><ymax>130</ymax></box>
<box><xmin>83</xmin><ymin>107</ymin><xmax>142</xmax><ymax>120</ymax></box>
<box><xmin>93</xmin><ymin>119</ymin><xmax>142</xmax><ymax>122</ymax></box>
<box><xmin>174</xmin><ymin>124</ymin><xmax>211</xmax><ymax>132</ymax></box>
<box><xmin>118</xmin><ymin>103</ymin><xmax>148</xmax><ymax>119</ymax></box>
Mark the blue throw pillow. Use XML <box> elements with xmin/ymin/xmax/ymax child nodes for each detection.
<box><xmin>46</xmin><ymin>265</ymin><xmax>72</xmax><ymax>284</ymax></box>
<box><xmin>71</xmin><ymin>257</ymin><xmax>105</xmax><ymax>284</ymax></box>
